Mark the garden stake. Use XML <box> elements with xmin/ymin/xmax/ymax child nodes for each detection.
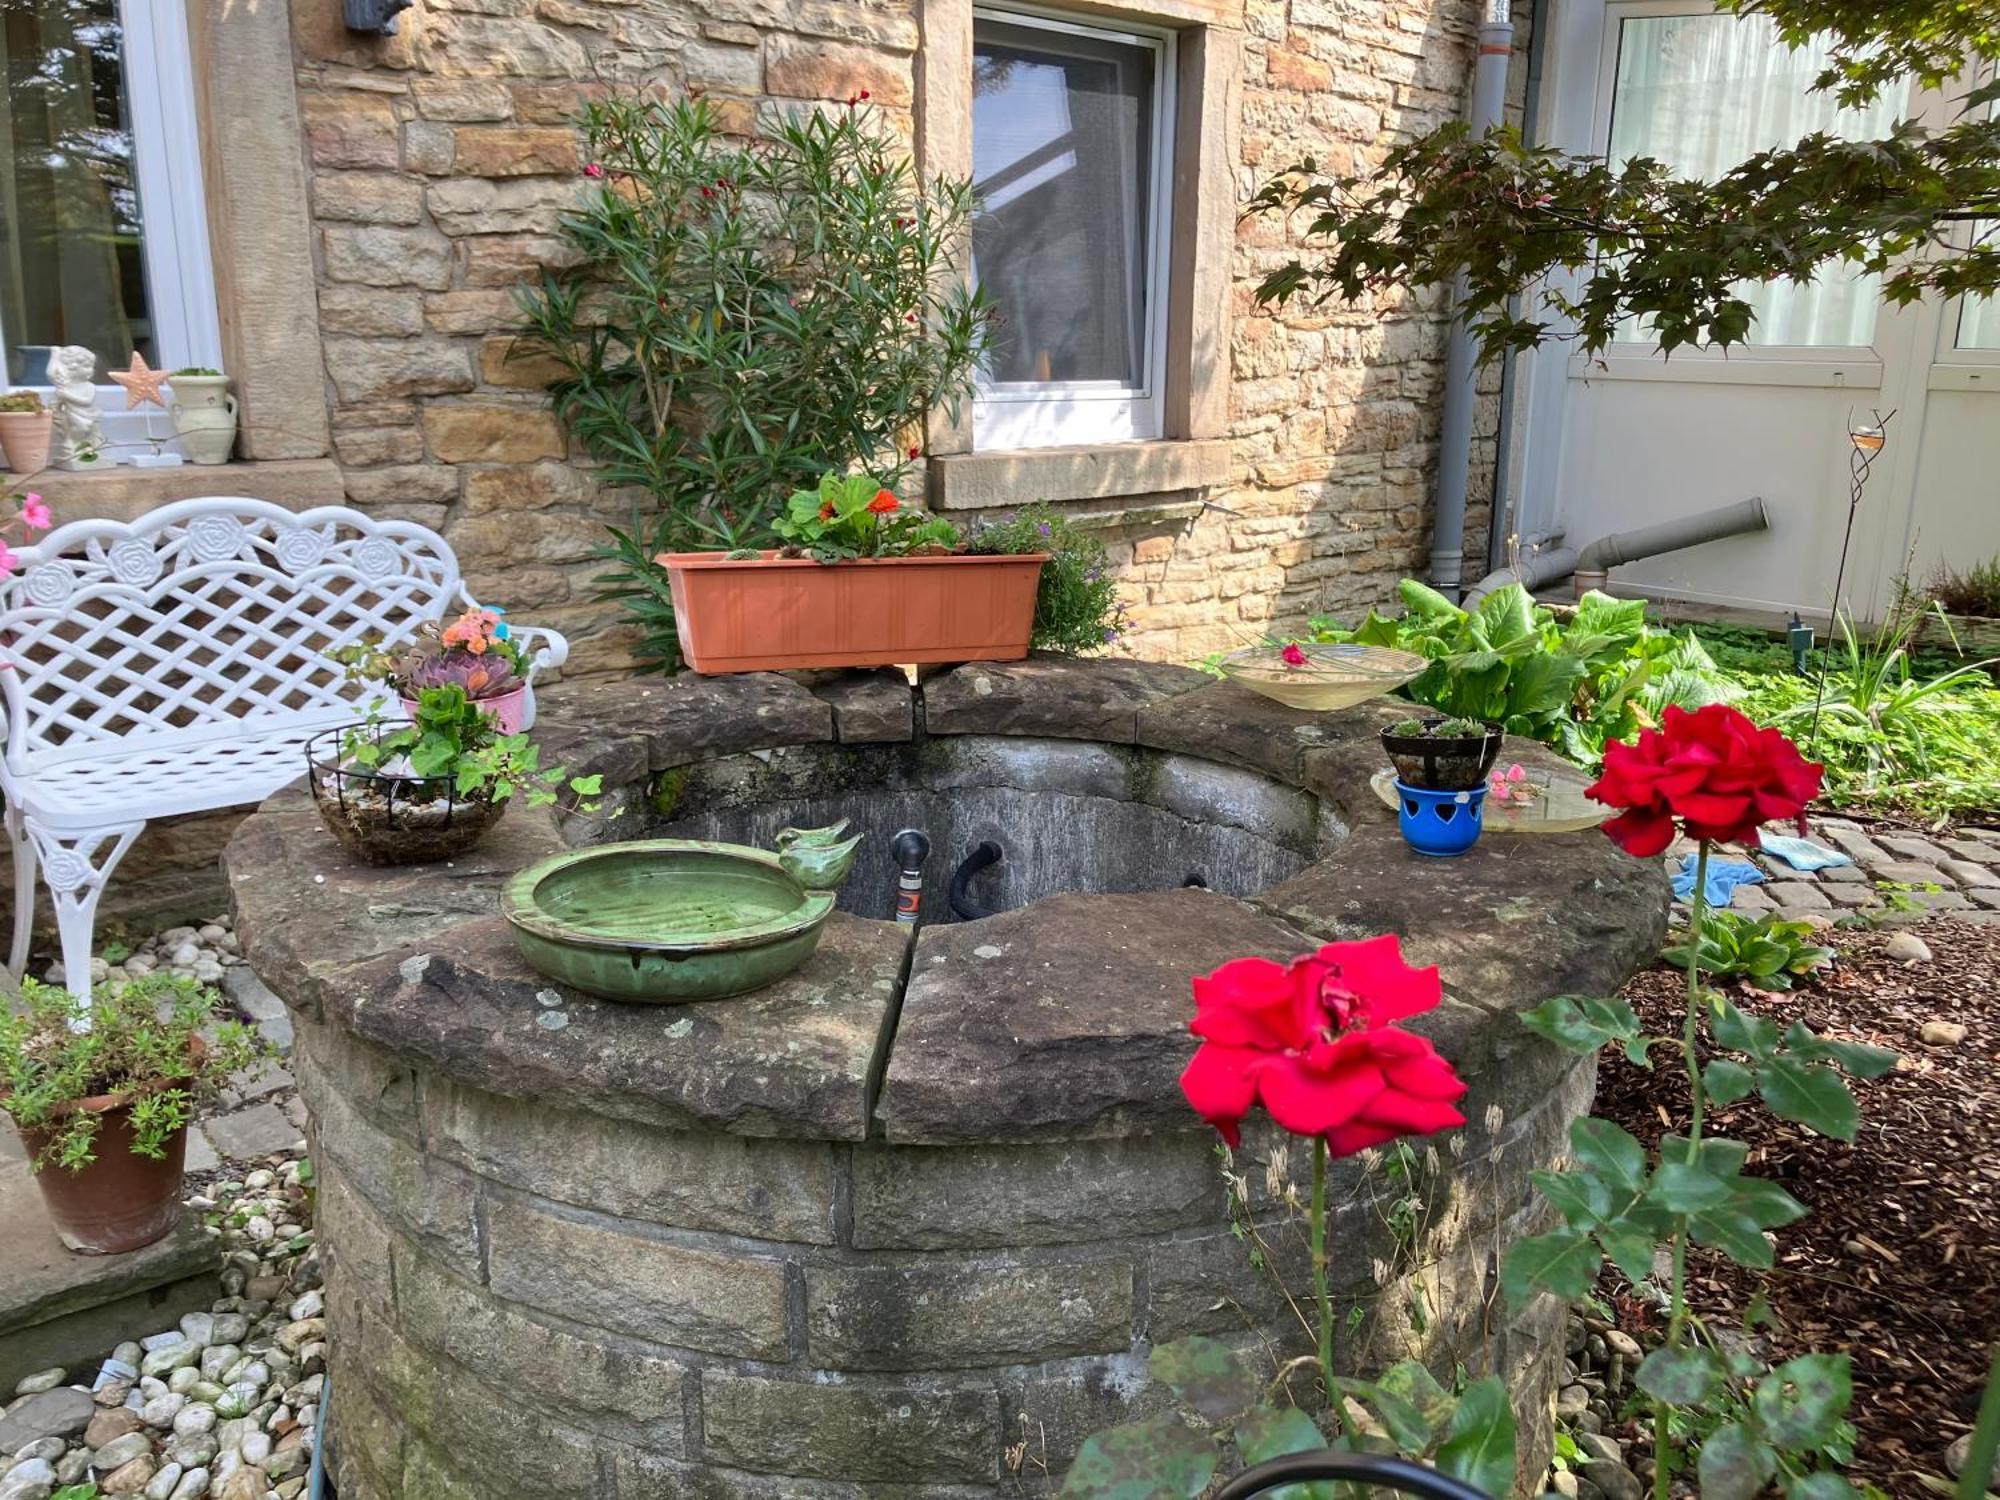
<box><xmin>1808</xmin><ymin>409</ymin><xmax>1893</xmax><ymax>756</ymax></box>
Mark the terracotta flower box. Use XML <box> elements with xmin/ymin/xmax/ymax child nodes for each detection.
<box><xmin>658</xmin><ymin>550</ymin><xmax>1048</xmax><ymax>674</ymax></box>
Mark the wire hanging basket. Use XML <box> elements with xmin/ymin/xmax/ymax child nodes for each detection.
<box><xmin>305</xmin><ymin>720</ymin><xmax>505</xmax><ymax>867</ymax></box>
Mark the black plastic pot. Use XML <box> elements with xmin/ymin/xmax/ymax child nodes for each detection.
<box><xmin>1380</xmin><ymin>717</ymin><xmax>1504</xmax><ymax>791</ymax></box>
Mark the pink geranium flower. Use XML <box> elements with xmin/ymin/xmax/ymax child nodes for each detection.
<box><xmin>20</xmin><ymin>493</ymin><xmax>50</xmax><ymax>531</ymax></box>
<box><xmin>0</xmin><ymin>541</ymin><xmax>16</xmax><ymax>579</ymax></box>
<box><xmin>583</xmin><ymin>163</ymin><xmax>606</xmax><ymax>179</ymax></box>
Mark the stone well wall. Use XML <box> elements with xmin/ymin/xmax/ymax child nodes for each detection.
<box><xmin>225</xmin><ymin>659</ymin><xmax>1668</xmax><ymax>1497</ymax></box>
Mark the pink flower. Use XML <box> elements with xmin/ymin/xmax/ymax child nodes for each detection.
<box><xmin>1487</xmin><ymin>763</ymin><xmax>1530</xmax><ymax>803</ymax></box>
<box><xmin>583</xmin><ymin>163</ymin><xmax>606</xmax><ymax>179</ymax></box>
<box><xmin>19</xmin><ymin>494</ymin><xmax>50</xmax><ymax>531</ymax></box>
<box><xmin>1281</xmin><ymin>643</ymin><xmax>1308</xmax><ymax>669</ymax></box>
<box><xmin>0</xmin><ymin>541</ymin><xmax>16</xmax><ymax>579</ymax></box>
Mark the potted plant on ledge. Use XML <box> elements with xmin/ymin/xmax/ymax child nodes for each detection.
<box><xmin>337</xmin><ymin>606</ymin><xmax>537</xmax><ymax>733</ymax></box>
<box><xmin>2</xmin><ymin>976</ymin><xmax>272</xmax><ymax>1254</ymax></box>
<box><xmin>0</xmin><ymin>391</ymin><xmax>53</xmax><ymax>474</ymax></box>
<box><xmin>658</xmin><ymin>472</ymin><xmax>1048</xmax><ymax>673</ymax></box>
<box><xmin>307</xmin><ymin>684</ymin><xmax>601</xmax><ymax>865</ymax></box>
<box><xmin>1381</xmin><ymin>716</ymin><xmax>1504</xmax><ymax>856</ymax></box>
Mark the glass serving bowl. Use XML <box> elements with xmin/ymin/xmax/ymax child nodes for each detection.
<box><xmin>1370</xmin><ymin>763</ymin><xmax>1611</xmax><ymax>835</ymax></box>
<box><xmin>1220</xmin><ymin>643</ymin><xmax>1428</xmax><ymax>711</ymax></box>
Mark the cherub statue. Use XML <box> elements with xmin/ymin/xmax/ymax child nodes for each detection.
<box><xmin>45</xmin><ymin>345</ymin><xmax>107</xmax><ymax>470</ymax></box>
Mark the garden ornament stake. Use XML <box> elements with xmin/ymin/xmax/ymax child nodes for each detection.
<box><xmin>1808</xmin><ymin>409</ymin><xmax>1893</xmax><ymax>754</ymax></box>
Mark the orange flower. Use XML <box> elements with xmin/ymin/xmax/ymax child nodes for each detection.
<box><xmin>868</xmin><ymin>489</ymin><xmax>900</xmax><ymax>514</ymax></box>
<box><xmin>819</xmin><ymin>500</ymin><xmax>837</xmax><ymax>520</ymax></box>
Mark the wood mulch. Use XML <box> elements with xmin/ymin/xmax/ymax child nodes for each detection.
<box><xmin>1598</xmin><ymin>918</ymin><xmax>1998</xmax><ymax>1498</ymax></box>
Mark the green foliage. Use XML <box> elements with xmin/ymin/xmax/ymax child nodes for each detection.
<box><xmin>344</xmin><ymin>685</ymin><xmax>601</xmax><ymax>812</ymax></box>
<box><xmin>1690</xmin><ymin>617</ymin><xmax>2000</xmax><ymax>819</ymax></box>
<box><xmin>966</xmin><ymin>503</ymin><xmax>1131</xmax><ymax>655</ymax></box>
<box><xmin>516</xmin><ymin>96</ymin><xmax>991</xmax><ymax>669</ymax></box>
<box><xmin>0</xmin><ymin>390</ymin><xmax>46</xmax><ymax>413</ymax></box>
<box><xmin>1057</xmin><ymin>1337</ymin><xmax>1517</xmax><ymax>1500</ymax></box>
<box><xmin>1315</xmin><ymin>581</ymin><xmax>1727</xmax><ymax>764</ymax></box>
<box><xmin>0</xmin><ymin>976</ymin><xmax>273</xmax><ymax>1172</ymax></box>
<box><xmin>770</xmin><ymin>472</ymin><xmax>961</xmax><ymax>561</ymax></box>
<box><xmin>1707</xmin><ymin>995</ymin><xmax>1897</xmax><ymax>1143</ymax></box>
<box><xmin>1662</xmin><ymin>912</ymin><xmax>1835</xmax><ymax>992</ymax></box>
<box><xmin>1249</xmin><ymin>0</ymin><xmax>2000</xmax><ymax>359</ymax></box>
<box><xmin>169</xmin><ymin>366</ymin><xmax>222</xmax><ymax>378</ymax></box>
<box><xmin>1925</xmin><ymin>555</ymin><xmax>2000</xmax><ymax>620</ymax></box>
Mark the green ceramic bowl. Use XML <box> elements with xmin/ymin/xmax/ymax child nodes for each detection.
<box><xmin>501</xmin><ymin>839</ymin><xmax>838</xmax><ymax>1003</ymax></box>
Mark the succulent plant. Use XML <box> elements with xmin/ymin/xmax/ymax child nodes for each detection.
<box><xmin>402</xmin><ymin>647</ymin><xmax>522</xmax><ymax>701</ymax></box>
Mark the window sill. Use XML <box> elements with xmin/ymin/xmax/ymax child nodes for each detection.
<box><xmin>21</xmin><ymin>459</ymin><xmax>344</xmax><ymax>526</ymax></box>
<box><xmin>931</xmin><ymin>438</ymin><xmax>1230</xmax><ymax>511</ymax></box>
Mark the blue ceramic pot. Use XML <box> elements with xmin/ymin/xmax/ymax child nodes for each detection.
<box><xmin>1395</xmin><ymin>780</ymin><xmax>1487</xmax><ymax>857</ymax></box>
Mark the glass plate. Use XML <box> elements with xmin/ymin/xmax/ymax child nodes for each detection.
<box><xmin>1371</xmin><ymin>764</ymin><xmax>1611</xmax><ymax>835</ymax></box>
<box><xmin>1221</xmin><ymin>643</ymin><xmax>1427</xmax><ymax>711</ymax></box>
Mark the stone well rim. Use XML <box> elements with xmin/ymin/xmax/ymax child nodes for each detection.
<box><xmin>223</xmin><ymin>657</ymin><xmax>1669</xmax><ymax>1149</ymax></box>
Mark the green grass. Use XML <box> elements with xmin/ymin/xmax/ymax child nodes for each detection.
<box><xmin>1685</xmin><ymin>621</ymin><xmax>2000</xmax><ymax>822</ymax></box>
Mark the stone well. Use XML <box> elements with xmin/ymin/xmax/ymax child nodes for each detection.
<box><xmin>223</xmin><ymin>660</ymin><xmax>1667</xmax><ymax>1499</ymax></box>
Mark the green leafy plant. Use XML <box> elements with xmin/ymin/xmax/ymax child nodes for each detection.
<box><xmin>1248</xmin><ymin>2</ymin><xmax>2000</xmax><ymax>360</ymax></box>
<box><xmin>1057</xmin><ymin>1334</ymin><xmax>1518</xmax><ymax>1500</ymax></box>
<box><xmin>966</xmin><ymin>503</ymin><xmax>1131</xmax><ymax>654</ymax></box>
<box><xmin>0</xmin><ymin>390</ymin><xmax>46</xmax><ymax>413</ymax></box>
<box><xmin>1925</xmin><ymin>556</ymin><xmax>2000</xmax><ymax>621</ymax></box>
<box><xmin>344</xmin><ymin>685</ymin><xmax>601</xmax><ymax>812</ymax></box>
<box><xmin>516</xmin><ymin>95</ymin><xmax>992</xmax><ymax>669</ymax></box>
<box><xmin>169</xmin><ymin>367</ymin><xmax>222</xmax><ymax>378</ymax></box>
<box><xmin>1316</xmin><ymin>580</ymin><xmax>1729</xmax><ymax>763</ymax></box>
<box><xmin>1661</xmin><ymin>911</ymin><xmax>1835</xmax><ymax>992</ymax></box>
<box><xmin>771</xmin><ymin>472</ymin><xmax>961</xmax><ymax>562</ymax></box>
<box><xmin>0</xmin><ymin>976</ymin><xmax>272</xmax><ymax>1172</ymax></box>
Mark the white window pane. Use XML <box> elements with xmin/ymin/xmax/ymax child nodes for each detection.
<box><xmin>0</xmin><ymin>0</ymin><xmax>155</xmax><ymax>384</ymax></box>
<box><xmin>1608</xmin><ymin>13</ymin><xmax>1909</xmax><ymax>348</ymax></box>
<box><xmin>972</xmin><ymin>17</ymin><xmax>1157</xmax><ymax>390</ymax></box>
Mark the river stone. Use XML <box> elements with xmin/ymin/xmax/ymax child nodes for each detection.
<box><xmin>166</xmin><ymin>1467</ymin><xmax>208</xmax><ymax>1500</ymax></box>
<box><xmin>169</xmin><ymin>1405</ymin><xmax>215</xmax><ymax>1440</ymax></box>
<box><xmin>0</xmin><ymin>1458</ymin><xmax>56</xmax><ymax>1500</ymax></box>
<box><xmin>9</xmin><ymin>1440</ymin><xmax>63</xmax><ymax>1465</ymax></box>
<box><xmin>879</xmin><ymin>887</ymin><xmax>1319</xmax><ymax>1143</ymax></box>
<box><xmin>89</xmin><ymin>1431</ymin><xmax>154</xmax><ymax>1471</ymax></box>
<box><xmin>208</xmin><ymin>1314</ymin><xmax>250</xmax><ymax>1346</ymax></box>
<box><xmin>923</xmin><ymin>656</ymin><xmax>1207</xmax><ymax>743</ymax></box>
<box><xmin>11</xmin><ymin>1372</ymin><xmax>64</xmax><ymax>1397</ymax></box>
<box><xmin>98</xmin><ymin>1454</ymin><xmax>156</xmax><ymax>1495</ymax></box>
<box><xmin>143</xmin><ymin>1462</ymin><xmax>183</xmax><ymax>1500</ymax></box>
<box><xmin>0</xmin><ymin>1388</ymin><xmax>94</xmax><ymax>1451</ymax></box>
<box><xmin>138</xmin><ymin>1345</ymin><xmax>197</xmax><ymax>1379</ymax></box>
<box><xmin>165</xmin><ymin>1369</ymin><xmax>198</xmax><ymax>1397</ymax></box>
<box><xmin>86</xmin><ymin>1408</ymin><xmax>145</xmax><ymax>1449</ymax></box>
<box><xmin>198</xmin><ymin>1347</ymin><xmax>238</xmax><ymax>1383</ymax></box>
<box><xmin>165</xmin><ymin>1433</ymin><xmax>216</xmax><ymax>1470</ymax></box>
<box><xmin>1947</xmin><ymin>1433</ymin><xmax>2000</xmax><ymax>1487</ymax></box>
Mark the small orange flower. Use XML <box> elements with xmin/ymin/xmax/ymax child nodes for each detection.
<box><xmin>868</xmin><ymin>489</ymin><xmax>900</xmax><ymax>514</ymax></box>
<box><xmin>819</xmin><ymin>500</ymin><xmax>837</xmax><ymax>521</ymax></box>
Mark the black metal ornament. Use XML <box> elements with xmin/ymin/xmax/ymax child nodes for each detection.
<box><xmin>344</xmin><ymin>0</ymin><xmax>414</xmax><ymax>36</ymax></box>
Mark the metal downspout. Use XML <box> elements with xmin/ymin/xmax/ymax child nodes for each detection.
<box><xmin>1429</xmin><ymin>2</ymin><xmax>1517</xmax><ymax>601</ymax></box>
<box><xmin>1485</xmin><ymin>0</ymin><xmax>1552</xmax><ymax>578</ymax></box>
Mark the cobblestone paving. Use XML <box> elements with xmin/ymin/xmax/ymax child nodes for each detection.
<box><xmin>1668</xmin><ymin>819</ymin><xmax>2000</xmax><ymax>924</ymax></box>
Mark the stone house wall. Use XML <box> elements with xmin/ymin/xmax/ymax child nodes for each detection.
<box><xmin>291</xmin><ymin>0</ymin><xmax>1521</xmax><ymax>674</ymax></box>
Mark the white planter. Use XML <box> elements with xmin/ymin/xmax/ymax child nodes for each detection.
<box><xmin>169</xmin><ymin>375</ymin><xmax>237</xmax><ymax>466</ymax></box>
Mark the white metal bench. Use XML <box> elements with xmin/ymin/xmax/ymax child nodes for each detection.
<box><xmin>0</xmin><ymin>498</ymin><xmax>570</xmax><ymax>1003</ymax></box>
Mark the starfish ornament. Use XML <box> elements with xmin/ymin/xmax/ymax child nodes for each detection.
<box><xmin>108</xmin><ymin>352</ymin><xmax>171</xmax><ymax>410</ymax></box>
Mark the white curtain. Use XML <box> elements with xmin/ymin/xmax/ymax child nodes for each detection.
<box><xmin>1610</xmin><ymin>13</ymin><xmax>1910</xmax><ymax>348</ymax></box>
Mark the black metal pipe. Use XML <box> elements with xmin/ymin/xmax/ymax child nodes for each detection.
<box><xmin>1211</xmin><ymin>1451</ymin><xmax>1494</xmax><ymax>1500</ymax></box>
<box><xmin>948</xmin><ymin>841</ymin><xmax>1004</xmax><ymax>921</ymax></box>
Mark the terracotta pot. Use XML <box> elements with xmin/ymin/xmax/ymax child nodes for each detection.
<box><xmin>16</xmin><ymin>1100</ymin><xmax>187</xmax><ymax>1255</ymax></box>
<box><xmin>657</xmin><ymin>550</ymin><xmax>1049</xmax><ymax>674</ymax></box>
<box><xmin>401</xmin><ymin>682</ymin><xmax>528</xmax><ymax>735</ymax></box>
<box><xmin>0</xmin><ymin>409</ymin><xmax>53</xmax><ymax>474</ymax></box>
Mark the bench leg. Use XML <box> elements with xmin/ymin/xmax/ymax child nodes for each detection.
<box><xmin>24</xmin><ymin>820</ymin><xmax>144</xmax><ymax>1011</ymax></box>
<box><xmin>6</xmin><ymin>803</ymin><xmax>34</xmax><ymax>977</ymax></box>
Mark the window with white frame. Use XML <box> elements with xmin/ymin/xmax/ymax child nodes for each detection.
<box><xmin>0</xmin><ymin>0</ymin><xmax>219</xmax><ymax>409</ymax></box>
<box><xmin>970</xmin><ymin>7</ymin><xmax>1174</xmax><ymax>450</ymax></box>
<box><xmin>1601</xmin><ymin>5</ymin><xmax>1909</xmax><ymax>349</ymax></box>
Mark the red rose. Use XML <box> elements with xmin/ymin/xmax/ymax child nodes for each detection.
<box><xmin>1588</xmin><ymin>704</ymin><xmax>1822</xmax><ymax>858</ymax></box>
<box><xmin>1281</xmin><ymin>642</ymin><xmax>1308</xmax><ymax>668</ymax></box>
<box><xmin>868</xmin><ymin>489</ymin><xmax>900</xmax><ymax>514</ymax></box>
<box><xmin>1180</xmin><ymin>935</ymin><xmax>1466</xmax><ymax>1155</ymax></box>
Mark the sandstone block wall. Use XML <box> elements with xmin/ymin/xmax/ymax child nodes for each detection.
<box><xmin>292</xmin><ymin>0</ymin><xmax>1524</xmax><ymax>675</ymax></box>
<box><xmin>301</xmin><ymin>1015</ymin><xmax>1590</xmax><ymax>1498</ymax></box>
